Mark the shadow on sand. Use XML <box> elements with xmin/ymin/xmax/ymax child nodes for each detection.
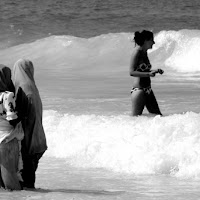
<box><xmin>25</xmin><ymin>188</ymin><xmax>125</xmax><ymax>196</ymax></box>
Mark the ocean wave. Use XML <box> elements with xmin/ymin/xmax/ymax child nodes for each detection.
<box><xmin>0</xmin><ymin>30</ymin><xmax>200</xmax><ymax>76</ymax></box>
<box><xmin>43</xmin><ymin>110</ymin><xmax>200</xmax><ymax>179</ymax></box>
<box><xmin>151</xmin><ymin>29</ymin><xmax>200</xmax><ymax>73</ymax></box>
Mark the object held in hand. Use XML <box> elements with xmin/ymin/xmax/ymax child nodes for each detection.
<box><xmin>157</xmin><ymin>69</ymin><xmax>164</xmax><ymax>74</ymax></box>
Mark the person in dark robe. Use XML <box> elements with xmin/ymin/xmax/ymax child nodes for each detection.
<box><xmin>12</xmin><ymin>59</ymin><xmax>47</xmax><ymax>189</ymax></box>
<box><xmin>0</xmin><ymin>65</ymin><xmax>22</xmax><ymax>190</ymax></box>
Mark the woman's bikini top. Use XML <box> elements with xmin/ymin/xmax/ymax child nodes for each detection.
<box><xmin>136</xmin><ymin>63</ymin><xmax>151</xmax><ymax>72</ymax></box>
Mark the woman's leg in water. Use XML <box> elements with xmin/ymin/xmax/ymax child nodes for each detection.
<box><xmin>145</xmin><ymin>90</ymin><xmax>162</xmax><ymax>115</ymax></box>
<box><xmin>131</xmin><ymin>89</ymin><xmax>145</xmax><ymax>116</ymax></box>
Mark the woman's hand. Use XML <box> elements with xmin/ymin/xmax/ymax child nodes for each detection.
<box><xmin>149</xmin><ymin>70</ymin><xmax>157</xmax><ymax>77</ymax></box>
<box><xmin>149</xmin><ymin>69</ymin><xmax>164</xmax><ymax>77</ymax></box>
<box><xmin>157</xmin><ymin>69</ymin><xmax>164</xmax><ymax>74</ymax></box>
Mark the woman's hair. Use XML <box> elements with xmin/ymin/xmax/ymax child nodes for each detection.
<box><xmin>133</xmin><ymin>30</ymin><xmax>154</xmax><ymax>46</ymax></box>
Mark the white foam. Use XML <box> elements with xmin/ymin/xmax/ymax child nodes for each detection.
<box><xmin>152</xmin><ymin>30</ymin><xmax>200</xmax><ymax>73</ymax></box>
<box><xmin>43</xmin><ymin>110</ymin><xmax>200</xmax><ymax>179</ymax></box>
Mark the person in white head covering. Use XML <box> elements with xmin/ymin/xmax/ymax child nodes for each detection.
<box><xmin>0</xmin><ymin>64</ymin><xmax>23</xmax><ymax>190</ymax></box>
<box><xmin>12</xmin><ymin>59</ymin><xmax>47</xmax><ymax>189</ymax></box>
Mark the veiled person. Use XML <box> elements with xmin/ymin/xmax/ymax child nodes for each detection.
<box><xmin>0</xmin><ymin>65</ymin><xmax>23</xmax><ymax>190</ymax></box>
<box><xmin>12</xmin><ymin>59</ymin><xmax>47</xmax><ymax>189</ymax></box>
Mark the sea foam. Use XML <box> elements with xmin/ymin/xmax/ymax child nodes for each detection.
<box><xmin>43</xmin><ymin>110</ymin><xmax>200</xmax><ymax>179</ymax></box>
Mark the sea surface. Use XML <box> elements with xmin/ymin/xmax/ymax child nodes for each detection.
<box><xmin>0</xmin><ymin>0</ymin><xmax>200</xmax><ymax>199</ymax></box>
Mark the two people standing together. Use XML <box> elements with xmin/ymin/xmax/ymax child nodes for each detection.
<box><xmin>0</xmin><ymin>59</ymin><xmax>47</xmax><ymax>190</ymax></box>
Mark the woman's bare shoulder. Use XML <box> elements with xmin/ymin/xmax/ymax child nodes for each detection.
<box><xmin>132</xmin><ymin>46</ymin><xmax>142</xmax><ymax>57</ymax></box>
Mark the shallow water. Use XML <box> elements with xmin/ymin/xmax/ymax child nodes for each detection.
<box><xmin>1</xmin><ymin>157</ymin><xmax>200</xmax><ymax>200</ymax></box>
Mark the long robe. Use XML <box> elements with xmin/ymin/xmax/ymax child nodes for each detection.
<box><xmin>12</xmin><ymin>59</ymin><xmax>47</xmax><ymax>188</ymax></box>
<box><xmin>12</xmin><ymin>59</ymin><xmax>47</xmax><ymax>155</ymax></box>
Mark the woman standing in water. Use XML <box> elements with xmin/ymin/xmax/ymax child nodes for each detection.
<box><xmin>0</xmin><ymin>65</ymin><xmax>23</xmax><ymax>190</ymax></box>
<box><xmin>130</xmin><ymin>30</ymin><xmax>164</xmax><ymax>116</ymax></box>
<box><xmin>12</xmin><ymin>59</ymin><xmax>47</xmax><ymax>189</ymax></box>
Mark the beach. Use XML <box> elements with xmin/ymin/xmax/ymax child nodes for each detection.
<box><xmin>0</xmin><ymin>0</ymin><xmax>200</xmax><ymax>199</ymax></box>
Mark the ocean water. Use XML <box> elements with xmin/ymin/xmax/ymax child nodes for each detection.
<box><xmin>1</xmin><ymin>0</ymin><xmax>200</xmax><ymax>199</ymax></box>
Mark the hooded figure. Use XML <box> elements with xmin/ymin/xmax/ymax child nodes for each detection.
<box><xmin>0</xmin><ymin>64</ymin><xmax>22</xmax><ymax>190</ymax></box>
<box><xmin>12</xmin><ymin>59</ymin><xmax>47</xmax><ymax>189</ymax></box>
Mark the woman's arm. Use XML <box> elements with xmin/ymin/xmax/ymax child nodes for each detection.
<box><xmin>129</xmin><ymin>51</ymin><xmax>154</xmax><ymax>77</ymax></box>
<box><xmin>129</xmin><ymin>51</ymin><xmax>160</xmax><ymax>77</ymax></box>
<box><xmin>130</xmin><ymin>70</ymin><xmax>156</xmax><ymax>77</ymax></box>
